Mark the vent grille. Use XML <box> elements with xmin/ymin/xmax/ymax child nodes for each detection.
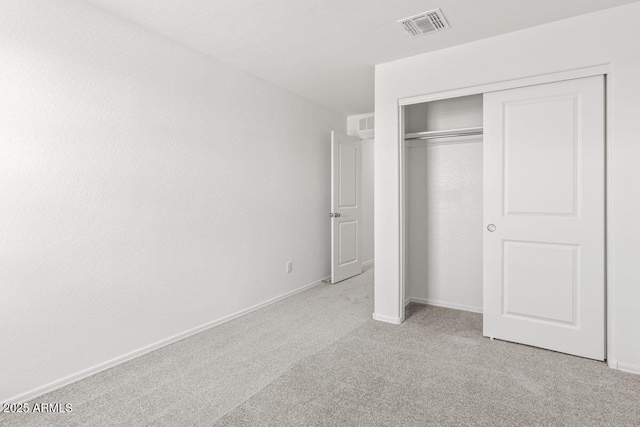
<box><xmin>398</xmin><ymin>8</ymin><xmax>449</xmax><ymax>37</ymax></box>
<box><xmin>359</xmin><ymin>115</ymin><xmax>374</xmax><ymax>132</ymax></box>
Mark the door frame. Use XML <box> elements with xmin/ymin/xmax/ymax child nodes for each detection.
<box><xmin>396</xmin><ymin>64</ymin><xmax>614</xmax><ymax>365</ymax></box>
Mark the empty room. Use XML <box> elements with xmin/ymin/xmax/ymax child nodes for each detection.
<box><xmin>2</xmin><ymin>0</ymin><xmax>640</xmax><ymax>425</ymax></box>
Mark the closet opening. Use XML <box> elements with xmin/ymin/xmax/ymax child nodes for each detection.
<box><xmin>397</xmin><ymin>72</ymin><xmax>607</xmax><ymax>361</ymax></box>
<box><xmin>402</xmin><ymin>94</ymin><xmax>484</xmax><ymax>316</ymax></box>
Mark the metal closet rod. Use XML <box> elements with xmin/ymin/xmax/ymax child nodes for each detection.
<box><xmin>404</xmin><ymin>126</ymin><xmax>483</xmax><ymax>141</ymax></box>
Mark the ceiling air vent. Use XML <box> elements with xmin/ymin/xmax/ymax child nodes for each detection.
<box><xmin>398</xmin><ymin>8</ymin><xmax>450</xmax><ymax>37</ymax></box>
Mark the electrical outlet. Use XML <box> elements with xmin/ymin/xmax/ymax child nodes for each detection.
<box><xmin>286</xmin><ymin>261</ymin><xmax>293</xmax><ymax>274</ymax></box>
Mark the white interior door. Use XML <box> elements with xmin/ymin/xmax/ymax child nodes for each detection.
<box><xmin>483</xmin><ymin>76</ymin><xmax>605</xmax><ymax>360</ymax></box>
<box><xmin>331</xmin><ymin>131</ymin><xmax>362</xmax><ymax>283</ymax></box>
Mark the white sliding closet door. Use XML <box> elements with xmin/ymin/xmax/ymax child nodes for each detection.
<box><xmin>483</xmin><ymin>76</ymin><xmax>605</xmax><ymax>360</ymax></box>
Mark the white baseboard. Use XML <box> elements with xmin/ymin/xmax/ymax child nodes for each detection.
<box><xmin>607</xmin><ymin>358</ymin><xmax>640</xmax><ymax>375</ymax></box>
<box><xmin>615</xmin><ymin>361</ymin><xmax>640</xmax><ymax>375</ymax></box>
<box><xmin>372</xmin><ymin>313</ymin><xmax>403</xmax><ymax>324</ymax></box>
<box><xmin>363</xmin><ymin>259</ymin><xmax>374</xmax><ymax>267</ymax></box>
<box><xmin>405</xmin><ymin>297</ymin><xmax>483</xmax><ymax>314</ymax></box>
<box><xmin>4</xmin><ymin>275</ymin><xmax>329</xmax><ymax>405</ymax></box>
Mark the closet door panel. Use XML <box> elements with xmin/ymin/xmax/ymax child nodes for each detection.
<box><xmin>483</xmin><ymin>76</ymin><xmax>605</xmax><ymax>360</ymax></box>
<box><xmin>503</xmin><ymin>94</ymin><xmax>578</xmax><ymax>216</ymax></box>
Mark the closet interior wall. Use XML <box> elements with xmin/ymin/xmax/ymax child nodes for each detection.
<box><xmin>404</xmin><ymin>95</ymin><xmax>484</xmax><ymax>313</ymax></box>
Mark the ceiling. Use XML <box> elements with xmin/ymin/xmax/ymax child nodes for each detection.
<box><xmin>84</xmin><ymin>0</ymin><xmax>636</xmax><ymax>115</ymax></box>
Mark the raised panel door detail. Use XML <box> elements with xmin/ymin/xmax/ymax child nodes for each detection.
<box><xmin>339</xmin><ymin>144</ymin><xmax>357</xmax><ymax>208</ymax></box>
<box><xmin>339</xmin><ymin>220</ymin><xmax>358</xmax><ymax>265</ymax></box>
<box><xmin>503</xmin><ymin>94</ymin><xmax>580</xmax><ymax>217</ymax></box>
<box><xmin>503</xmin><ymin>241</ymin><xmax>578</xmax><ymax>327</ymax></box>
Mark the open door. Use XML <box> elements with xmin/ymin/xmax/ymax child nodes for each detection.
<box><xmin>331</xmin><ymin>131</ymin><xmax>362</xmax><ymax>283</ymax></box>
<box><xmin>483</xmin><ymin>76</ymin><xmax>605</xmax><ymax>360</ymax></box>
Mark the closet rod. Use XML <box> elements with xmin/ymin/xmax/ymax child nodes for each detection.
<box><xmin>404</xmin><ymin>126</ymin><xmax>483</xmax><ymax>141</ymax></box>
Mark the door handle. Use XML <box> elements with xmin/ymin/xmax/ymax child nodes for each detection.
<box><xmin>329</xmin><ymin>212</ymin><xmax>341</xmax><ymax>218</ymax></box>
<box><xmin>487</xmin><ymin>224</ymin><xmax>496</xmax><ymax>232</ymax></box>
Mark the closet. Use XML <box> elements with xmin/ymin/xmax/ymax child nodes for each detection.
<box><xmin>401</xmin><ymin>76</ymin><xmax>606</xmax><ymax>361</ymax></box>
<box><xmin>403</xmin><ymin>94</ymin><xmax>484</xmax><ymax>313</ymax></box>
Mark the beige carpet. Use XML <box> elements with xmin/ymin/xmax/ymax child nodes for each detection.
<box><xmin>3</xmin><ymin>265</ymin><xmax>640</xmax><ymax>426</ymax></box>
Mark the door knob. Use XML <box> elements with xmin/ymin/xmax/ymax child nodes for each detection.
<box><xmin>335</xmin><ymin>213</ymin><xmax>341</xmax><ymax>218</ymax></box>
<box><xmin>487</xmin><ymin>224</ymin><xmax>496</xmax><ymax>232</ymax></box>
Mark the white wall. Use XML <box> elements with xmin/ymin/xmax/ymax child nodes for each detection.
<box><xmin>404</xmin><ymin>96</ymin><xmax>483</xmax><ymax>134</ymax></box>
<box><xmin>346</xmin><ymin>114</ymin><xmax>375</xmax><ymax>264</ymax></box>
<box><xmin>0</xmin><ymin>0</ymin><xmax>345</xmax><ymax>403</ymax></box>
<box><xmin>405</xmin><ymin>142</ymin><xmax>483</xmax><ymax>312</ymax></box>
<box><xmin>361</xmin><ymin>138</ymin><xmax>375</xmax><ymax>263</ymax></box>
<box><xmin>375</xmin><ymin>2</ymin><xmax>640</xmax><ymax>373</ymax></box>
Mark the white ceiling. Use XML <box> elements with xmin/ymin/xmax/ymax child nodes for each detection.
<box><xmin>84</xmin><ymin>0</ymin><xmax>636</xmax><ymax>115</ymax></box>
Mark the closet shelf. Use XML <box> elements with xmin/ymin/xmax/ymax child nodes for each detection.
<box><xmin>404</xmin><ymin>126</ymin><xmax>483</xmax><ymax>141</ymax></box>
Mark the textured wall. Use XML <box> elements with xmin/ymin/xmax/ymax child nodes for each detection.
<box><xmin>345</xmin><ymin>115</ymin><xmax>375</xmax><ymax>264</ymax></box>
<box><xmin>406</xmin><ymin>142</ymin><xmax>483</xmax><ymax>312</ymax></box>
<box><xmin>375</xmin><ymin>3</ymin><xmax>640</xmax><ymax>372</ymax></box>
<box><xmin>404</xmin><ymin>96</ymin><xmax>483</xmax><ymax>311</ymax></box>
<box><xmin>0</xmin><ymin>0</ymin><xmax>344</xmax><ymax>402</ymax></box>
<box><xmin>361</xmin><ymin>138</ymin><xmax>375</xmax><ymax>263</ymax></box>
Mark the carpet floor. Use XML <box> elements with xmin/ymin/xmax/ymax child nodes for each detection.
<box><xmin>3</xmin><ymin>265</ymin><xmax>639</xmax><ymax>426</ymax></box>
